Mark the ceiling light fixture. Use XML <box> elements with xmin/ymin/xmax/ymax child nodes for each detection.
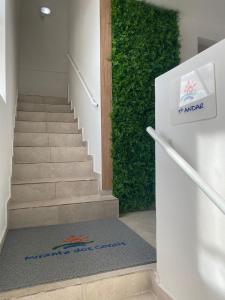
<box><xmin>40</xmin><ymin>7</ymin><xmax>51</xmax><ymax>16</ymax></box>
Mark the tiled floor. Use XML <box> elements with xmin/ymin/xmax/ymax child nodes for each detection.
<box><xmin>120</xmin><ymin>210</ymin><xmax>156</xmax><ymax>248</ymax></box>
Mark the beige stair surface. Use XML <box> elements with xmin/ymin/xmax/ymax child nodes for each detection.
<box><xmin>17</xmin><ymin>103</ymin><xmax>71</xmax><ymax>113</ymax></box>
<box><xmin>15</xmin><ymin>121</ymin><xmax>79</xmax><ymax>134</ymax></box>
<box><xmin>18</xmin><ymin>95</ymin><xmax>68</xmax><ymax>105</ymax></box>
<box><xmin>126</xmin><ymin>292</ymin><xmax>158</xmax><ymax>299</ymax></box>
<box><xmin>12</xmin><ymin>161</ymin><xmax>93</xmax><ymax>180</ymax></box>
<box><xmin>14</xmin><ymin>146</ymin><xmax>87</xmax><ymax>163</ymax></box>
<box><xmin>0</xmin><ymin>265</ymin><xmax>158</xmax><ymax>300</ymax></box>
<box><xmin>16</xmin><ymin>111</ymin><xmax>75</xmax><ymax>122</ymax></box>
<box><xmin>14</xmin><ymin>132</ymin><xmax>83</xmax><ymax>147</ymax></box>
<box><xmin>11</xmin><ymin>177</ymin><xmax>99</xmax><ymax>202</ymax></box>
<box><xmin>9</xmin><ymin>194</ymin><xmax>119</xmax><ymax>229</ymax></box>
<box><xmin>9</xmin><ymin>95</ymin><xmax>118</xmax><ymax>229</ymax></box>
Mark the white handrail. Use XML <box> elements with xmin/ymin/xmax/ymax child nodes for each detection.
<box><xmin>147</xmin><ymin>126</ymin><xmax>225</xmax><ymax>214</ymax></box>
<box><xmin>67</xmin><ymin>53</ymin><xmax>98</xmax><ymax>108</ymax></box>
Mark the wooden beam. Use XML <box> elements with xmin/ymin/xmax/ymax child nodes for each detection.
<box><xmin>100</xmin><ymin>0</ymin><xmax>112</xmax><ymax>190</ymax></box>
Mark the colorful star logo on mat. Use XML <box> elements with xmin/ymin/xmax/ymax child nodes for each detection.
<box><xmin>52</xmin><ymin>235</ymin><xmax>94</xmax><ymax>250</ymax></box>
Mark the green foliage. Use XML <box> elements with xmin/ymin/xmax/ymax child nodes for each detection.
<box><xmin>111</xmin><ymin>0</ymin><xmax>180</xmax><ymax>213</ymax></box>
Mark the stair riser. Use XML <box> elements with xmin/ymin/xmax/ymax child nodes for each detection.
<box><xmin>15</xmin><ymin>121</ymin><xmax>78</xmax><ymax>134</ymax></box>
<box><xmin>14</xmin><ymin>147</ymin><xmax>87</xmax><ymax>163</ymax></box>
<box><xmin>12</xmin><ymin>180</ymin><xmax>99</xmax><ymax>202</ymax></box>
<box><xmin>19</xmin><ymin>96</ymin><xmax>68</xmax><ymax>105</ymax></box>
<box><xmin>14</xmin><ymin>133</ymin><xmax>82</xmax><ymax>147</ymax></box>
<box><xmin>9</xmin><ymin>200</ymin><xmax>119</xmax><ymax>229</ymax></box>
<box><xmin>16</xmin><ymin>112</ymin><xmax>74</xmax><ymax>123</ymax></box>
<box><xmin>12</xmin><ymin>162</ymin><xmax>93</xmax><ymax>180</ymax></box>
<box><xmin>17</xmin><ymin>103</ymin><xmax>71</xmax><ymax>113</ymax></box>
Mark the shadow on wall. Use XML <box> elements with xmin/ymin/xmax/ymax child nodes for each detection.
<box><xmin>196</xmin><ymin>129</ymin><xmax>225</xmax><ymax>299</ymax></box>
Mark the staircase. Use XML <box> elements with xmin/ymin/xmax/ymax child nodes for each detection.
<box><xmin>9</xmin><ymin>95</ymin><xmax>118</xmax><ymax>229</ymax></box>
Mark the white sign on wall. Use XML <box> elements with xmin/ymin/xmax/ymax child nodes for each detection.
<box><xmin>170</xmin><ymin>63</ymin><xmax>217</xmax><ymax>125</ymax></box>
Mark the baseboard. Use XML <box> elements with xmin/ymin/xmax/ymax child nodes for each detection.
<box><xmin>156</xmin><ymin>284</ymin><xmax>174</xmax><ymax>300</ymax></box>
<box><xmin>0</xmin><ymin>226</ymin><xmax>8</xmax><ymax>254</ymax></box>
<box><xmin>0</xmin><ymin>199</ymin><xmax>10</xmax><ymax>254</ymax></box>
<box><xmin>0</xmin><ymin>94</ymin><xmax>18</xmax><ymax>254</ymax></box>
<box><xmin>152</xmin><ymin>271</ymin><xmax>174</xmax><ymax>300</ymax></box>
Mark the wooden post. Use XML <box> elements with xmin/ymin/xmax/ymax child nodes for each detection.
<box><xmin>100</xmin><ymin>0</ymin><xmax>113</xmax><ymax>190</ymax></box>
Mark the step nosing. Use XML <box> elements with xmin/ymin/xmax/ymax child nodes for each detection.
<box><xmin>14</xmin><ymin>146</ymin><xmax>85</xmax><ymax>149</ymax></box>
<box><xmin>18</xmin><ymin>102</ymin><xmax>68</xmax><ymax>105</ymax></box>
<box><xmin>13</xmin><ymin>160</ymin><xmax>90</xmax><ymax>166</ymax></box>
<box><xmin>17</xmin><ymin>111</ymin><xmax>73</xmax><ymax>113</ymax></box>
<box><xmin>12</xmin><ymin>177</ymin><xmax>97</xmax><ymax>185</ymax></box>
<box><xmin>15</xmin><ymin>132</ymin><xmax>80</xmax><ymax>135</ymax></box>
<box><xmin>9</xmin><ymin>195</ymin><xmax>116</xmax><ymax>209</ymax></box>
<box><xmin>14</xmin><ymin>160</ymin><xmax>88</xmax><ymax>164</ymax></box>
<box><xmin>17</xmin><ymin>111</ymin><xmax>73</xmax><ymax>114</ymax></box>
<box><xmin>16</xmin><ymin>119</ymin><xmax>77</xmax><ymax>124</ymax></box>
<box><xmin>18</xmin><ymin>103</ymin><xmax>70</xmax><ymax>106</ymax></box>
<box><xmin>15</xmin><ymin>133</ymin><xmax>81</xmax><ymax>136</ymax></box>
<box><xmin>13</xmin><ymin>145</ymin><xmax>83</xmax><ymax>148</ymax></box>
<box><xmin>16</xmin><ymin>120</ymin><xmax>76</xmax><ymax>123</ymax></box>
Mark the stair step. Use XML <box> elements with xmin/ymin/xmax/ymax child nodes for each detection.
<box><xmin>12</xmin><ymin>161</ymin><xmax>93</xmax><ymax>181</ymax></box>
<box><xmin>15</xmin><ymin>121</ymin><xmax>79</xmax><ymax>133</ymax></box>
<box><xmin>14</xmin><ymin>146</ymin><xmax>87</xmax><ymax>163</ymax></box>
<box><xmin>11</xmin><ymin>177</ymin><xmax>98</xmax><ymax>202</ymax></box>
<box><xmin>126</xmin><ymin>292</ymin><xmax>158</xmax><ymax>300</ymax></box>
<box><xmin>17</xmin><ymin>102</ymin><xmax>72</xmax><ymax>113</ymax></box>
<box><xmin>10</xmin><ymin>193</ymin><xmax>114</xmax><ymax>209</ymax></box>
<box><xmin>14</xmin><ymin>132</ymin><xmax>82</xmax><ymax>147</ymax></box>
<box><xmin>9</xmin><ymin>194</ymin><xmax>119</xmax><ymax>229</ymax></box>
<box><xmin>12</xmin><ymin>176</ymin><xmax>97</xmax><ymax>185</ymax></box>
<box><xmin>19</xmin><ymin>95</ymin><xmax>68</xmax><ymax>105</ymax></box>
<box><xmin>0</xmin><ymin>265</ymin><xmax>155</xmax><ymax>300</ymax></box>
<box><xmin>16</xmin><ymin>111</ymin><xmax>74</xmax><ymax>122</ymax></box>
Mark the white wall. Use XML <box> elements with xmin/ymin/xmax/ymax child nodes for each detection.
<box><xmin>0</xmin><ymin>0</ymin><xmax>20</xmax><ymax>244</ymax></box>
<box><xmin>0</xmin><ymin>0</ymin><xmax>6</xmax><ymax>102</ymax></box>
<box><xmin>146</xmin><ymin>0</ymin><xmax>225</xmax><ymax>62</ymax></box>
<box><xmin>155</xmin><ymin>40</ymin><xmax>225</xmax><ymax>300</ymax></box>
<box><xmin>68</xmin><ymin>0</ymin><xmax>102</xmax><ymax>175</ymax></box>
<box><xmin>19</xmin><ymin>0</ymin><xmax>68</xmax><ymax>97</ymax></box>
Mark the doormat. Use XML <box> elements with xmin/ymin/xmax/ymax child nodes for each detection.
<box><xmin>0</xmin><ymin>219</ymin><xmax>156</xmax><ymax>292</ymax></box>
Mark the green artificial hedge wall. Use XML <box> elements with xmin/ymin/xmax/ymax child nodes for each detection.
<box><xmin>111</xmin><ymin>0</ymin><xmax>180</xmax><ymax>213</ymax></box>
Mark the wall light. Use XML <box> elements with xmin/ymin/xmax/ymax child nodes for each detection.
<box><xmin>40</xmin><ymin>7</ymin><xmax>52</xmax><ymax>16</ymax></box>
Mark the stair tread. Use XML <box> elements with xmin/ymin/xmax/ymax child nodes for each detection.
<box><xmin>18</xmin><ymin>96</ymin><xmax>68</xmax><ymax>104</ymax></box>
<box><xmin>12</xmin><ymin>176</ymin><xmax>97</xmax><ymax>185</ymax></box>
<box><xmin>16</xmin><ymin>119</ymin><xmax>76</xmax><ymax>123</ymax></box>
<box><xmin>15</xmin><ymin>135</ymin><xmax>80</xmax><ymax>138</ymax></box>
<box><xmin>9</xmin><ymin>194</ymin><xmax>118</xmax><ymax>210</ymax></box>
<box><xmin>15</xmin><ymin>120</ymin><xmax>77</xmax><ymax>124</ymax></box>
<box><xmin>13</xmin><ymin>161</ymin><xmax>89</xmax><ymax>166</ymax></box>
<box><xmin>18</xmin><ymin>103</ymin><xmax>70</xmax><ymax>106</ymax></box>
<box><xmin>17</xmin><ymin>110</ymin><xmax>73</xmax><ymax>113</ymax></box>
<box><xmin>17</xmin><ymin>111</ymin><xmax>73</xmax><ymax>114</ymax></box>
<box><xmin>15</xmin><ymin>132</ymin><xmax>80</xmax><ymax>136</ymax></box>
<box><xmin>125</xmin><ymin>292</ymin><xmax>158</xmax><ymax>300</ymax></box>
<box><xmin>14</xmin><ymin>146</ymin><xmax>85</xmax><ymax>149</ymax></box>
<box><xmin>14</xmin><ymin>159</ymin><xmax>89</xmax><ymax>164</ymax></box>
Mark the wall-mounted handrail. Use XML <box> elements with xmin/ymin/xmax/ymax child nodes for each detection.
<box><xmin>67</xmin><ymin>53</ymin><xmax>98</xmax><ymax>108</ymax></box>
<box><xmin>147</xmin><ymin>126</ymin><xmax>225</xmax><ymax>214</ymax></box>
